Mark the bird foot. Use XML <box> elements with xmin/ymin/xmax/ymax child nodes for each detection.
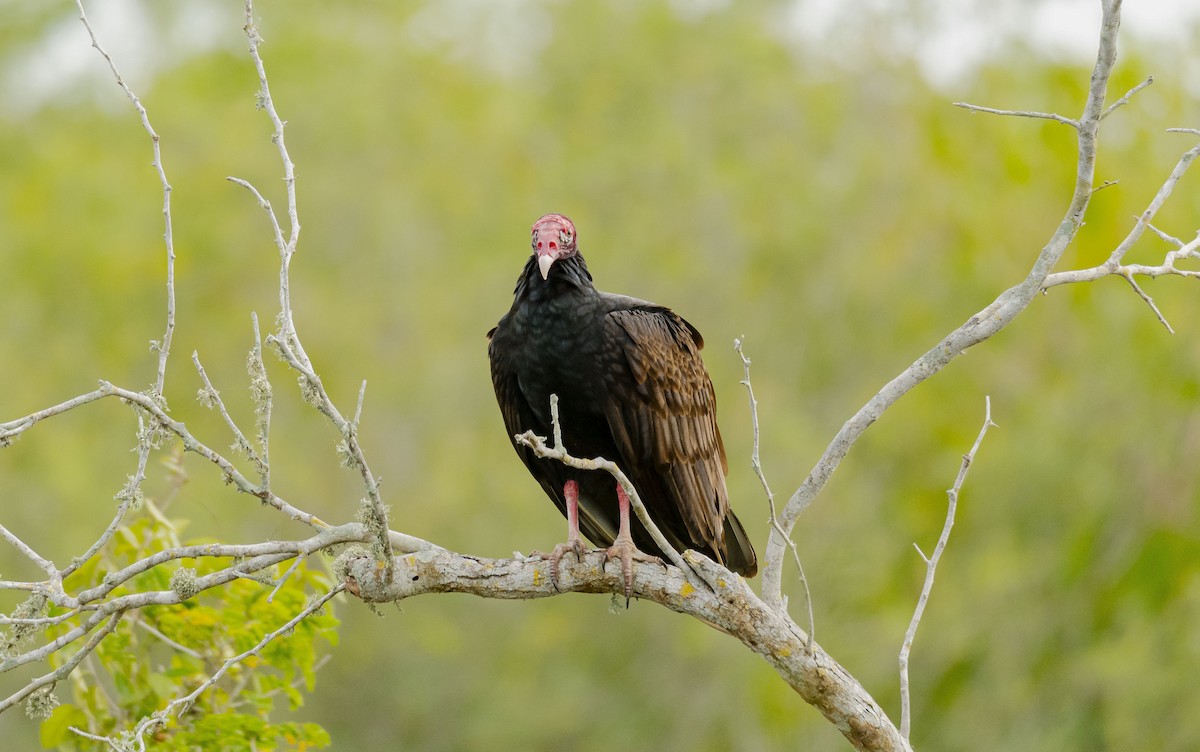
<box><xmin>532</xmin><ymin>538</ymin><xmax>589</xmax><ymax>590</ymax></box>
<box><xmin>603</xmin><ymin>538</ymin><xmax>662</xmax><ymax>607</ymax></box>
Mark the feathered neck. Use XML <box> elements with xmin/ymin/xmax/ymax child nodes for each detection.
<box><xmin>513</xmin><ymin>252</ymin><xmax>594</xmax><ymax>304</ymax></box>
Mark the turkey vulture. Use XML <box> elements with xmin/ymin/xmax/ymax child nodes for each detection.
<box><xmin>487</xmin><ymin>213</ymin><xmax>758</xmax><ymax>598</ymax></box>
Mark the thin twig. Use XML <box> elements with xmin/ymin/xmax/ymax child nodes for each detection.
<box><xmin>733</xmin><ymin>337</ymin><xmax>814</xmax><ymax>647</ymax></box>
<box><xmin>0</xmin><ymin>611</ymin><xmax>125</xmax><ymax>715</ymax></box>
<box><xmin>0</xmin><ymin>387</ymin><xmax>109</xmax><ymax>444</ymax></box>
<box><xmin>353</xmin><ymin>381</ymin><xmax>367</xmax><ymax>428</ymax></box>
<box><xmin>952</xmin><ymin>101</ymin><xmax>1079</xmax><ymax>129</ymax></box>
<box><xmin>0</xmin><ymin>523</ymin><xmax>58</xmax><ymax>580</ymax></box>
<box><xmin>1145</xmin><ymin>222</ymin><xmax>1185</xmax><ymax>247</ymax></box>
<box><xmin>226</xmin><ymin>177</ymin><xmax>286</xmax><ymax>252</ymax></box>
<box><xmin>70</xmin><ymin>0</ymin><xmax>177</xmax><ymax>589</ymax></box>
<box><xmin>899</xmin><ymin>397</ymin><xmax>996</xmax><ymax>740</ymax></box>
<box><xmin>1104</xmin><ymin>140</ymin><xmax>1200</xmax><ymax>266</ymax></box>
<box><xmin>267</xmin><ymin>555</ymin><xmax>305</xmax><ymax>603</ymax></box>
<box><xmin>1120</xmin><ymin>270</ymin><xmax>1174</xmax><ymax>333</ymax></box>
<box><xmin>241</xmin><ymin>2</ymin><xmax>302</xmax><ymax>360</ymax></box>
<box><xmin>133</xmin><ymin>618</ymin><xmax>203</xmax><ymax>660</ymax></box>
<box><xmin>0</xmin><ymin>609</ymin><xmax>83</xmax><ymax>627</ymax></box>
<box><xmin>193</xmin><ymin>351</ymin><xmax>262</xmax><ymax>466</ymax></box>
<box><xmin>267</xmin><ymin>337</ymin><xmax>389</xmax><ymax>549</ymax></box>
<box><xmin>61</xmin><ymin>493</ymin><xmax>139</xmax><ymax>583</ymax></box>
<box><xmin>249</xmin><ymin>312</ymin><xmax>273</xmax><ymax>490</ymax></box>
<box><xmin>550</xmin><ymin>394</ymin><xmax>564</xmax><ymax>450</ymax></box>
<box><xmin>1100</xmin><ymin>75</ymin><xmax>1153</xmax><ymax>119</ymax></box>
<box><xmin>75</xmin><ymin>0</ymin><xmax>175</xmax><ymax>396</ymax></box>
<box><xmin>514</xmin><ymin>404</ymin><xmax>699</xmax><ymax>586</ymax></box>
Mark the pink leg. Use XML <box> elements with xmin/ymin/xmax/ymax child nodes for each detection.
<box><xmin>543</xmin><ymin>480</ymin><xmax>587</xmax><ymax>589</ymax></box>
<box><xmin>564</xmin><ymin>480</ymin><xmax>581</xmax><ymax>549</ymax></box>
<box><xmin>614</xmin><ymin>483</ymin><xmax>634</xmax><ymax>545</ymax></box>
<box><xmin>604</xmin><ymin>483</ymin><xmax>660</xmax><ymax>606</ymax></box>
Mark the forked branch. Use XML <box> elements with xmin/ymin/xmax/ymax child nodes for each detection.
<box><xmin>899</xmin><ymin>398</ymin><xmax>997</xmax><ymax>739</ymax></box>
<box><xmin>761</xmin><ymin>0</ymin><xmax>1150</xmax><ymax>612</ymax></box>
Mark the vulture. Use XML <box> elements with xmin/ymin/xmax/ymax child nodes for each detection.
<box><xmin>487</xmin><ymin>213</ymin><xmax>758</xmax><ymax>597</ymax></box>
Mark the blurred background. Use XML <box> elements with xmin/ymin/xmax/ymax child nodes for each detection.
<box><xmin>2</xmin><ymin>0</ymin><xmax>1199</xmax><ymax>749</ymax></box>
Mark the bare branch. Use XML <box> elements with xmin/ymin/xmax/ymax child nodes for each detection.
<box><xmin>0</xmin><ymin>581</ymin><xmax>39</xmax><ymax>593</ymax></box>
<box><xmin>353</xmin><ymin>380</ymin><xmax>367</xmax><ymax>428</ymax></box>
<box><xmin>1101</xmin><ymin>75</ymin><xmax>1153</xmax><ymax>119</ymax></box>
<box><xmin>1039</xmin><ymin>137</ymin><xmax>1200</xmax><ymax>330</ymax></box>
<box><xmin>241</xmin><ymin>2</ymin><xmax>302</xmax><ymax>356</ymax></box>
<box><xmin>103</xmin><ymin>382</ymin><xmax>321</xmax><ymax>526</ymax></box>
<box><xmin>71</xmin><ymin>524</ymin><xmax>364</xmax><ymax>607</ymax></box>
<box><xmin>193</xmin><ymin>351</ymin><xmax>263</xmax><ymax>470</ymax></box>
<box><xmin>75</xmin><ymin>0</ymin><xmax>175</xmax><ymax>396</ymax></box>
<box><xmin>69</xmin><ymin>0</ymin><xmax>182</xmax><ymax>594</ymax></box>
<box><xmin>1146</xmin><ymin>221</ymin><xmax>1185</xmax><ymax>247</ymax></box>
<box><xmin>952</xmin><ymin>101</ymin><xmax>1078</xmax><ymax>129</ymax></box>
<box><xmin>1042</xmin><ymin>233</ymin><xmax>1200</xmax><ymax>288</ymax></box>
<box><xmin>0</xmin><ymin>610</ymin><xmax>81</xmax><ymax>628</ymax></box>
<box><xmin>269</xmin><ymin>337</ymin><xmax>390</xmax><ymax>553</ymax></box>
<box><xmin>345</xmin><ymin>549</ymin><xmax>909</xmax><ymax>752</ymax></box>
<box><xmin>761</xmin><ymin>0</ymin><xmax>1126</xmax><ymax>611</ymax></box>
<box><xmin>1119</xmin><ymin>271</ymin><xmax>1174</xmax><ymax>333</ymax></box>
<box><xmin>899</xmin><ymin>397</ymin><xmax>996</xmax><ymax>740</ymax></box>
<box><xmin>249</xmin><ymin>312</ymin><xmax>273</xmax><ymax>488</ymax></box>
<box><xmin>133</xmin><ymin>618</ymin><xmax>203</xmax><ymax>660</ymax></box>
<box><xmin>267</xmin><ymin>555</ymin><xmax>305</xmax><ymax>603</ymax></box>
<box><xmin>62</xmin><ymin>491</ymin><xmax>139</xmax><ymax>583</ymax></box>
<box><xmin>231</xmin><ymin>0</ymin><xmax>393</xmax><ymax>575</ymax></box>
<box><xmin>1105</xmin><ymin>139</ymin><xmax>1200</xmax><ymax>267</ymax></box>
<box><xmin>1</xmin><ymin>551</ymin><xmax>293</xmax><ymax>676</ymax></box>
<box><xmin>226</xmin><ymin>177</ymin><xmax>287</xmax><ymax>252</ymax></box>
<box><xmin>0</xmin><ymin>387</ymin><xmax>109</xmax><ymax>445</ymax></box>
<box><xmin>0</xmin><ymin>612</ymin><xmax>125</xmax><ymax>716</ymax></box>
<box><xmin>0</xmin><ymin>523</ymin><xmax>58</xmax><ymax>581</ymax></box>
<box><xmin>733</xmin><ymin>337</ymin><xmax>814</xmax><ymax>647</ymax></box>
<box><xmin>550</xmin><ymin>393</ymin><xmax>564</xmax><ymax>451</ymax></box>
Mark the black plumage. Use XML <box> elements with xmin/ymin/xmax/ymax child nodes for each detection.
<box><xmin>488</xmin><ymin>214</ymin><xmax>757</xmax><ymax>583</ymax></box>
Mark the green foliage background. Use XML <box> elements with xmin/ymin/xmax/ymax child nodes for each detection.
<box><xmin>2</xmin><ymin>1</ymin><xmax>1199</xmax><ymax>749</ymax></box>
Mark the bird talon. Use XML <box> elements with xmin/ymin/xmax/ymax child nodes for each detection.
<box><xmin>603</xmin><ymin>538</ymin><xmax>660</xmax><ymax>607</ymax></box>
<box><xmin>537</xmin><ymin>539</ymin><xmax>588</xmax><ymax>590</ymax></box>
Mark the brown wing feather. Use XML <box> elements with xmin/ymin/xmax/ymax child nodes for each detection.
<box><xmin>601</xmin><ymin>307</ymin><xmax>729</xmax><ymax>551</ymax></box>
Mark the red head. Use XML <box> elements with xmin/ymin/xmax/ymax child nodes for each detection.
<box><xmin>530</xmin><ymin>213</ymin><xmax>577</xmax><ymax>280</ymax></box>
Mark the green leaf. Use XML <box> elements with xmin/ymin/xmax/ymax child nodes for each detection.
<box><xmin>39</xmin><ymin>703</ymin><xmax>88</xmax><ymax>748</ymax></box>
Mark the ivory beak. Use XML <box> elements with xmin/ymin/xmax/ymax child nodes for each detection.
<box><xmin>537</xmin><ymin>253</ymin><xmax>555</xmax><ymax>280</ymax></box>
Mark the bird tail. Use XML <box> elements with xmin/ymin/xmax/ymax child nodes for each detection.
<box><xmin>722</xmin><ymin>511</ymin><xmax>758</xmax><ymax>577</ymax></box>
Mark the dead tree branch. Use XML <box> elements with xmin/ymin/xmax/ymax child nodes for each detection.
<box><xmin>343</xmin><ymin>548</ymin><xmax>912</xmax><ymax>752</ymax></box>
<box><xmin>899</xmin><ymin>397</ymin><xmax>996</xmax><ymax>739</ymax></box>
<box><xmin>761</xmin><ymin>0</ymin><xmax>1152</xmax><ymax>612</ymax></box>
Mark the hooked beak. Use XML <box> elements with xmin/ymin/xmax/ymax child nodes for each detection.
<box><xmin>537</xmin><ymin>252</ymin><xmax>555</xmax><ymax>280</ymax></box>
